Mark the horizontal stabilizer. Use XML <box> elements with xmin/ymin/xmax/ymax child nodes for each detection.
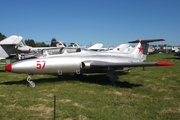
<box><xmin>0</xmin><ymin>35</ymin><xmax>22</xmax><ymax>45</ymax></box>
<box><xmin>128</xmin><ymin>39</ymin><xmax>165</xmax><ymax>43</ymax></box>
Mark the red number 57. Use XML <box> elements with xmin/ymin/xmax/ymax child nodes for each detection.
<box><xmin>36</xmin><ymin>60</ymin><xmax>46</xmax><ymax>69</ymax></box>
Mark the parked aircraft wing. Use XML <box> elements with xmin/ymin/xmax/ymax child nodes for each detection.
<box><xmin>81</xmin><ymin>61</ymin><xmax>174</xmax><ymax>69</ymax></box>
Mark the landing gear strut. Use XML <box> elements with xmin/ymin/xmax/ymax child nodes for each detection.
<box><xmin>74</xmin><ymin>73</ymin><xmax>83</xmax><ymax>78</ymax></box>
<box><xmin>27</xmin><ymin>74</ymin><xmax>35</xmax><ymax>87</ymax></box>
<box><xmin>106</xmin><ymin>71</ymin><xmax>118</xmax><ymax>83</ymax></box>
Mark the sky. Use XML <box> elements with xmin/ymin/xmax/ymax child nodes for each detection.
<box><xmin>0</xmin><ymin>0</ymin><xmax>180</xmax><ymax>47</ymax></box>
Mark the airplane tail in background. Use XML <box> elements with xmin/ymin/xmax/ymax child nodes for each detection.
<box><xmin>18</xmin><ymin>40</ymin><xmax>26</xmax><ymax>47</ymax></box>
<box><xmin>88</xmin><ymin>43</ymin><xmax>103</xmax><ymax>50</ymax></box>
<box><xmin>110</xmin><ymin>44</ymin><xmax>130</xmax><ymax>53</ymax></box>
<box><xmin>56</xmin><ymin>42</ymin><xmax>65</xmax><ymax>47</ymax></box>
<box><xmin>128</xmin><ymin>39</ymin><xmax>165</xmax><ymax>60</ymax></box>
<box><xmin>71</xmin><ymin>43</ymin><xmax>80</xmax><ymax>48</ymax></box>
<box><xmin>0</xmin><ymin>35</ymin><xmax>22</xmax><ymax>59</ymax></box>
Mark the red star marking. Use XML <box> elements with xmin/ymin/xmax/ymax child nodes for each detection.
<box><xmin>59</xmin><ymin>43</ymin><xmax>62</xmax><ymax>45</ymax></box>
<box><xmin>138</xmin><ymin>46</ymin><xmax>143</xmax><ymax>52</ymax></box>
<box><xmin>117</xmin><ymin>48</ymin><xmax>120</xmax><ymax>51</ymax></box>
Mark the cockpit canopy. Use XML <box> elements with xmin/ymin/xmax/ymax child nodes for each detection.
<box><xmin>41</xmin><ymin>47</ymin><xmax>81</xmax><ymax>56</ymax></box>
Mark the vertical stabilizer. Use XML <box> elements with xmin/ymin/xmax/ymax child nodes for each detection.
<box><xmin>128</xmin><ymin>39</ymin><xmax>165</xmax><ymax>60</ymax></box>
<box><xmin>56</xmin><ymin>42</ymin><xmax>65</xmax><ymax>47</ymax></box>
<box><xmin>88</xmin><ymin>43</ymin><xmax>103</xmax><ymax>50</ymax></box>
<box><xmin>110</xmin><ymin>44</ymin><xmax>130</xmax><ymax>53</ymax></box>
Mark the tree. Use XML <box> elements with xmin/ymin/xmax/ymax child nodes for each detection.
<box><xmin>50</xmin><ymin>38</ymin><xmax>57</xmax><ymax>47</ymax></box>
<box><xmin>0</xmin><ymin>32</ymin><xmax>6</xmax><ymax>40</ymax></box>
<box><xmin>25</xmin><ymin>39</ymin><xmax>36</xmax><ymax>47</ymax></box>
<box><xmin>41</xmin><ymin>42</ymin><xmax>48</xmax><ymax>47</ymax></box>
<box><xmin>35</xmin><ymin>42</ymin><xmax>49</xmax><ymax>47</ymax></box>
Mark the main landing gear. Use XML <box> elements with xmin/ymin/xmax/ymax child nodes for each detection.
<box><xmin>106</xmin><ymin>71</ymin><xmax>118</xmax><ymax>83</ymax></box>
<box><xmin>26</xmin><ymin>74</ymin><xmax>35</xmax><ymax>87</ymax></box>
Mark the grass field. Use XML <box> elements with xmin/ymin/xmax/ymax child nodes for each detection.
<box><xmin>0</xmin><ymin>54</ymin><xmax>179</xmax><ymax>120</ymax></box>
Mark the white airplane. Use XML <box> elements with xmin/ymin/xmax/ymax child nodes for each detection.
<box><xmin>0</xmin><ymin>35</ymin><xmax>22</xmax><ymax>60</ymax></box>
<box><xmin>67</xmin><ymin>42</ymin><xmax>106</xmax><ymax>51</ymax></box>
<box><xmin>86</xmin><ymin>43</ymin><xmax>129</xmax><ymax>52</ymax></box>
<box><xmin>17</xmin><ymin>40</ymin><xmax>65</xmax><ymax>53</ymax></box>
<box><xmin>17</xmin><ymin>40</ymin><xmax>107</xmax><ymax>53</ymax></box>
<box><xmin>17</xmin><ymin>40</ymin><xmax>111</xmax><ymax>59</ymax></box>
<box><xmin>172</xmin><ymin>47</ymin><xmax>180</xmax><ymax>56</ymax></box>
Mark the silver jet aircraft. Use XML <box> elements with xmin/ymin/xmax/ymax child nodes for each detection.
<box><xmin>5</xmin><ymin>39</ymin><xmax>174</xmax><ymax>87</ymax></box>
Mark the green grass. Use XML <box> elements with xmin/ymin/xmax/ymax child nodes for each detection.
<box><xmin>0</xmin><ymin>54</ymin><xmax>180</xmax><ymax>120</ymax></box>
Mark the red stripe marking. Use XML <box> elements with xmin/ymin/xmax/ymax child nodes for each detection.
<box><xmin>156</xmin><ymin>62</ymin><xmax>174</xmax><ymax>66</ymax></box>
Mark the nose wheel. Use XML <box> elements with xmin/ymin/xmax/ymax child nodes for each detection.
<box><xmin>27</xmin><ymin>74</ymin><xmax>35</xmax><ymax>87</ymax></box>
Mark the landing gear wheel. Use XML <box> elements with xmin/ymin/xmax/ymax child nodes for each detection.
<box><xmin>28</xmin><ymin>81</ymin><xmax>35</xmax><ymax>87</ymax></box>
<box><xmin>27</xmin><ymin>74</ymin><xmax>35</xmax><ymax>87</ymax></box>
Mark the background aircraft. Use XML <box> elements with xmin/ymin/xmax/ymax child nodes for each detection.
<box><xmin>109</xmin><ymin>44</ymin><xmax>130</xmax><ymax>53</ymax></box>
<box><xmin>0</xmin><ymin>35</ymin><xmax>22</xmax><ymax>60</ymax></box>
<box><xmin>17</xmin><ymin>40</ymin><xmax>65</xmax><ymax>53</ymax></box>
<box><xmin>17</xmin><ymin>40</ymin><xmax>110</xmax><ymax>59</ymax></box>
<box><xmin>17</xmin><ymin>40</ymin><xmax>107</xmax><ymax>53</ymax></box>
<box><xmin>5</xmin><ymin>39</ymin><xmax>174</xmax><ymax>87</ymax></box>
<box><xmin>172</xmin><ymin>47</ymin><xmax>180</xmax><ymax>56</ymax></box>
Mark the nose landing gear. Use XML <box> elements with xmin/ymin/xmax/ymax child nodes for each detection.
<box><xmin>27</xmin><ymin>74</ymin><xmax>35</xmax><ymax>87</ymax></box>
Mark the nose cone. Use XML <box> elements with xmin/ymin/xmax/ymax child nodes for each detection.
<box><xmin>5</xmin><ymin>64</ymin><xmax>12</xmax><ymax>72</ymax></box>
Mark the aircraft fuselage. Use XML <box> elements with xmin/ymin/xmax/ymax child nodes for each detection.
<box><xmin>8</xmin><ymin>52</ymin><xmax>136</xmax><ymax>74</ymax></box>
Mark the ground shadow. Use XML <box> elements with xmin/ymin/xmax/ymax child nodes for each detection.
<box><xmin>1</xmin><ymin>73</ymin><xmax>142</xmax><ymax>88</ymax></box>
<box><xmin>0</xmin><ymin>70</ymin><xmax>6</xmax><ymax>72</ymax></box>
<box><xmin>165</xmin><ymin>56</ymin><xmax>180</xmax><ymax>60</ymax></box>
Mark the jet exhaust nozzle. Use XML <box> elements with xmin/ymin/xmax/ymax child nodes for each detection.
<box><xmin>81</xmin><ymin>61</ymin><xmax>91</xmax><ymax>69</ymax></box>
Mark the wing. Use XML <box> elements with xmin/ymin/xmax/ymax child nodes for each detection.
<box><xmin>81</xmin><ymin>61</ymin><xmax>174</xmax><ymax>69</ymax></box>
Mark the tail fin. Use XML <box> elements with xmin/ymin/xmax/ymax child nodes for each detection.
<box><xmin>18</xmin><ymin>40</ymin><xmax>26</xmax><ymax>47</ymax></box>
<box><xmin>129</xmin><ymin>39</ymin><xmax>164</xmax><ymax>60</ymax></box>
<box><xmin>70</xmin><ymin>43</ymin><xmax>80</xmax><ymax>48</ymax></box>
<box><xmin>0</xmin><ymin>35</ymin><xmax>22</xmax><ymax>59</ymax></box>
<box><xmin>88</xmin><ymin>43</ymin><xmax>103</xmax><ymax>50</ymax></box>
<box><xmin>56</xmin><ymin>41</ymin><xmax>65</xmax><ymax>47</ymax></box>
<box><xmin>110</xmin><ymin>44</ymin><xmax>130</xmax><ymax>53</ymax></box>
<box><xmin>16</xmin><ymin>40</ymin><xmax>34</xmax><ymax>52</ymax></box>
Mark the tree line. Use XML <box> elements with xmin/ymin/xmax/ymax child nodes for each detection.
<box><xmin>0</xmin><ymin>32</ymin><xmax>58</xmax><ymax>47</ymax></box>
